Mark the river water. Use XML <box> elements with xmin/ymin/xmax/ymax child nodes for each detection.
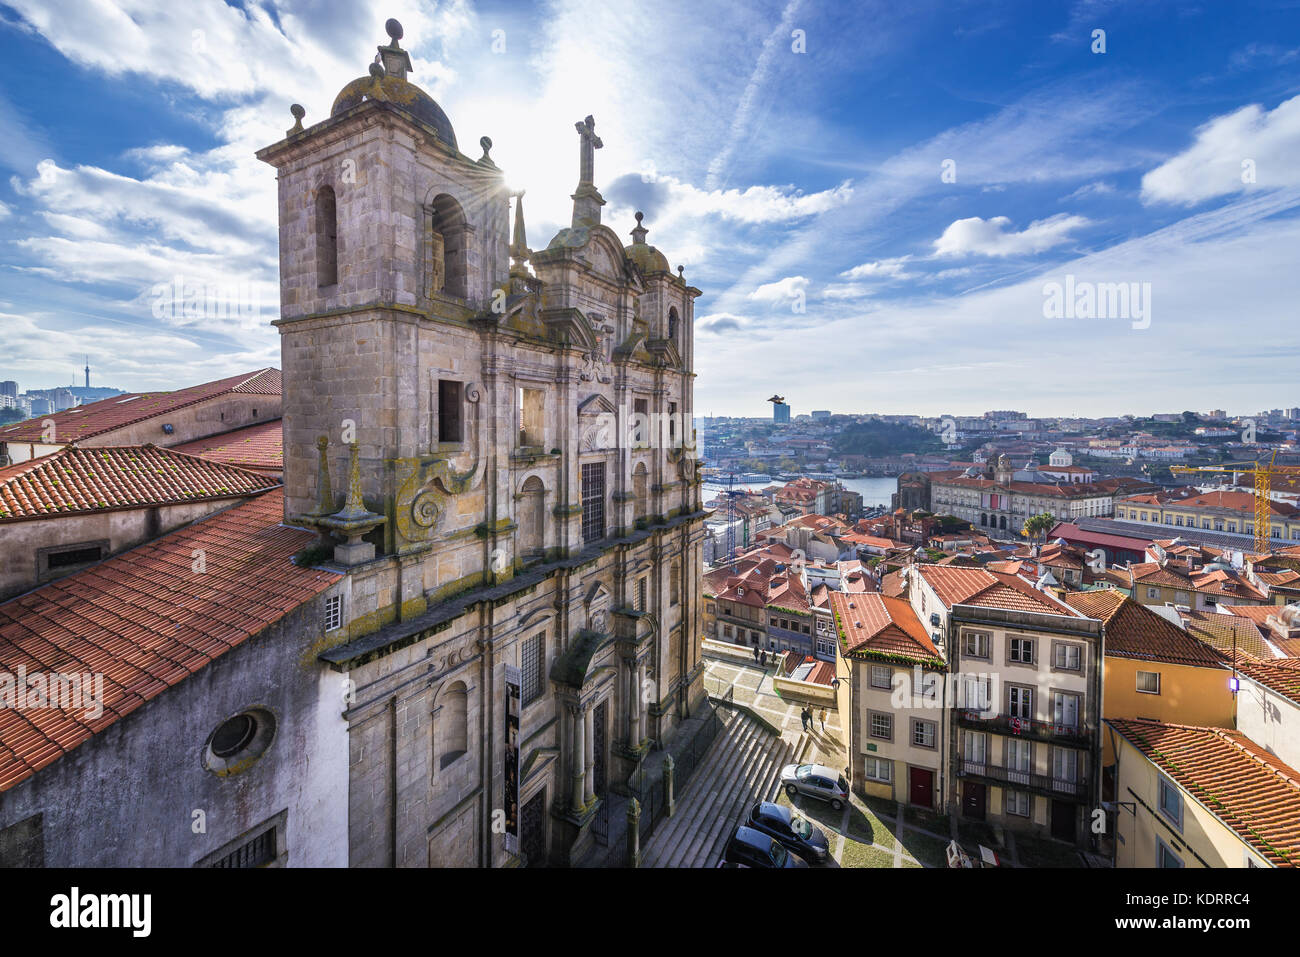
<box><xmin>703</xmin><ymin>475</ymin><xmax>898</xmax><ymax>509</ymax></box>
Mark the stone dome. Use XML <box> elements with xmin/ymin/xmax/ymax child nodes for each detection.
<box><xmin>331</xmin><ymin>73</ymin><xmax>458</xmax><ymax>151</ymax></box>
<box><xmin>625</xmin><ymin>242</ymin><xmax>670</xmax><ymax>274</ymax></box>
<box><xmin>624</xmin><ymin>211</ymin><xmax>669</xmax><ymax>273</ymax></box>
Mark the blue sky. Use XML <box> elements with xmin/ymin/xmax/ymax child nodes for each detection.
<box><xmin>1</xmin><ymin>0</ymin><xmax>1299</xmax><ymax>417</ymax></box>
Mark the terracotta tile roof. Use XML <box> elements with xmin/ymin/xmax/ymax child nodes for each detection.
<box><xmin>1237</xmin><ymin>659</ymin><xmax>1300</xmax><ymax>706</ymax></box>
<box><xmin>880</xmin><ymin>570</ymin><xmax>907</xmax><ymax>598</ymax></box>
<box><xmin>0</xmin><ymin>445</ymin><xmax>278</xmax><ymax>521</ymax></box>
<box><xmin>1106</xmin><ymin>718</ymin><xmax>1300</xmax><ymax>867</ymax></box>
<box><xmin>0</xmin><ymin>369</ymin><xmax>280</xmax><ymax>445</ymax></box>
<box><xmin>1179</xmin><ymin>610</ymin><xmax>1275</xmax><ymax>663</ymax></box>
<box><xmin>0</xmin><ymin>488</ymin><xmax>338</xmax><ymax>792</ymax></box>
<box><xmin>916</xmin><ymin>564</ymin><xmax>1080</xmax><ymax>616</ymax></box>
<box><xmin>831</xmin><ymin>591</ymin><xmax>941</xmax><ymax>665</ymax></box>
<box><xmin>1128</xmin><ymin>562</ymin><xmax>1195</xmax><ymax>589</ymax></box>
<box><xmin>173</xmin><ymin>419</ymin><xmax>283</xmax><ymax>473</ymax></box>
<box><xmin>1062</xmin><ymin>590</ymin><xmax>1223</xmax><ymax>668</ymax></box>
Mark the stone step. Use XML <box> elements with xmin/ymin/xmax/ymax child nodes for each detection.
<box><xmin>643</xmin><ymin>711</ymin><xmax>758</xmax><ymax>868</ymax></box>
<box><xmin>694</xmin><ymin>735</ymin><xmax>791</xmax><ymax>868</ymax></box>
<box><xmin>659</xmin><ymin>717</ymin><xmax>773</xmax><ymax>869</ymax></box>
<box><xmin>644</xmin><ymin>711</ymin><xmax>766</xmax><ymax>868</ymax></box>
<box><xmin>643</xmin><ymin>707</ymin><xmax>791</xmax><ymax>869</ymax></box>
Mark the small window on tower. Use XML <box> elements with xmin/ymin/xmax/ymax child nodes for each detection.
<box><xmin>438</xmin><ymin>380</ymin><xmax>463</xmax><ymax>443</ymax></box>
<box><xmin>316</xmin><ymin>186</ymin><xmax>338</xmax><ymax>287</ymax></box>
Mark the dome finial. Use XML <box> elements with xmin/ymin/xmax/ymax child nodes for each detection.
<box><xmin>288</xmin><ymin>103</ymin><xmax>305</xmax><ymax>135</ymax></box>
<box><xmin>378</xmin><ymin>18</ymin><xmax>413</xmax><ymax>79</ymax></box>
<box><xmin>478</xmin><ymin>135</ymin><xmax>495</xmax><ymax>166</ymax></box>
<box><xmin>630</xmin><ymin>210</ymin><xmax>648</xmax><ymax>245</ymax></box>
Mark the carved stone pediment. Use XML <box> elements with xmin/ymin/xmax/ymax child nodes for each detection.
<box><xmin>540</xmin><ymin>306</ymin><xmax>599</xmax><ymax>352</ymax></box>
<box><xmin>645</xmin><ymin>337</ymin><xmax>682</xmax><ymax>368</ymax></box>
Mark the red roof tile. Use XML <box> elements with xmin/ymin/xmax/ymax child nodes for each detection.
<box><xmin>1237</xmin><ymin>659</ymin><xmax>1300</xmax><ymax>706</ymax></box>
<box><xmin>173</xmin><ymin>419</ymin><xmax>283</xmax><ymax>472</ymax></box>
<box><xmin>830</xmin><ymin>591</ymin><xmax>941</xmax><ymax>665</ymax></box>
<box><xmin>0</xmin><ymin>488</ymin><xmax>337</xmax><ymax>792</ymax></box>
<box><xmin>1063</xmin><ymin>590</ymin><xmax>1223</xmax><ymax>667</ymax></box>
<box><xmin>0</xmin><ymin>369</ymin><xmax>280</xmax><ymax>445</ymax></box>
<box><xmin>0</xmin><ymin>445</ymin><xmax>278</xmax><ymax>520</ymax></box>
<box><xmin>1107</xmin><ymin>718</ymin><xmax>1300</xmax><ymax>867</ymax></box>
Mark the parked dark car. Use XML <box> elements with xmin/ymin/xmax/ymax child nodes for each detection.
<box><xmin>721</xmin><ymin>824</ymin><xmax>809</xmax><ymax>868</ymax></box>
<box><xmin>746</xmin><ymin>801</ymin><xmax>830</xmax><ymax>864</ymax></box>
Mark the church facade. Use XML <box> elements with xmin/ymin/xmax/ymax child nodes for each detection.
<box><xmin>256</xmin><ymin>20</ymin><xmax>707</xmax><ymax>867</ymax></box>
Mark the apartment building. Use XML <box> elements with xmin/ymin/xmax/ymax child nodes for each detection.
<box><xmin>831</xmin><ymin>591</ymin><xmax>947</xmax><ymax>810</ymax></box>
<box><xmin>910</xmin><ymin>564</ymin><xmax>1103</xmax><ymax>845</ymax></box>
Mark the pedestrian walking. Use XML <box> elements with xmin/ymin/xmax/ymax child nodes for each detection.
<box><xmin>753</xmin><ymin>644</ymin><xmax>760</xmax><ymax>663</ymax></box>
<box><xmin>801</xmin><ymin>707</ymin><xmax>811</xmax><ymax>732</ymax></box>
<box><xmin>817</xmin><ymin>707</ymin><xmax>827</xmax><ymax>732</ymax></box>
<box><xmin>760</xmin><ymin>649</ymin><xmax>767</xmax><ymax>667</ymax></box>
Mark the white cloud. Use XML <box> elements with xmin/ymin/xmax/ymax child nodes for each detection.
<box><xmin>840</xmin><ymin>256</ymin><xmax>912</xmax><ymax>279</ymax></box>
<box><xmin>664</xmin><ymin>177</ymin><xmax>853</xmax><ymax>224</ymax></box>
<box><xmin>747</xmin><ymin>275</ymin><xmax>808</xmax><ymax>306</ymax></box>
<box><xmin>932</xmin><ymin>214</ymin><xmax>1090</xmax><ymax>258</ymax></box>
<box><xmin>1141</xmin><ymin>94</ymin><xmax>1300</xmax><ymax>205</ymax></box>
<box><xmin>1062</xmin><ymin>181</ymin><xmax>1115</xmax><ymax>201</ymax></box>
<box><xmin>820</xmin><ymin>283</ymin><xmax>874</xmax><ymax>300</ymax></box>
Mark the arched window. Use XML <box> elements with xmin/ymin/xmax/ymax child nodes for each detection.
<box><xmin>667</xmin><ymin>306</ymin><xmax>679</xmax><ymax>340</ymax></box>
<box><xmin>316</xmin><ymin>186</ymin><xmax>338</xmax><ymax>287</ymax></box>
<box><xmin>633</xmin><ymin>462</ymin><xmax>649</xmax><ymax>521</ymax></box>
<box><xmin>426</xmin><ymin>193</ymin><xmax>469</xmax><ymax>300</ymax></box>
<box><xmin>999</xmin><ymin>516</ymin><xmax>1007</xmax><ymax>530</ymax></box>
<box><xmin>519</xmin><ymin>476</ymin><xmax>546</xmax><ymax>558</ymax></box>
<box><xmin>435</xmin><ymin>681</ymin><xmax>468</xmax><ymax>770</ymax></box>
<box><xmin>980</xmin><ymin>513</ymin><xmax>987</xmax><ymax>527</ymax></box>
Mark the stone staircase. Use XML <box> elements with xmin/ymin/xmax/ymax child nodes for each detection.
<box><xmin>641</xmin><ymin>707</ymin><xmax>792</xmax><ymax>868</ymax></box>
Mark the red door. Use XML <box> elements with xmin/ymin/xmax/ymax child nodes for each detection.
<box><xmin>909</xmin><ymin>767</ymin><xmax>934</xmax><ymax>808</ymax></box>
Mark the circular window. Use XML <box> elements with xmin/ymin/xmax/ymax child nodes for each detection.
<box><xmin>211</xmin><ymin>714</ymin><xmax>257</xmax><ymax>758</ymax></box>
<box><xmin>203</xmin><ymin>707</ymin><xmax>276</xmax><ymax>776</ymax></box>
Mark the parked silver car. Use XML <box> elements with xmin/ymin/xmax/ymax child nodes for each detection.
<box><xmin>779</xmin><ymin>763</ymin><xmax>849</xmax><ymax>810</ymax></box>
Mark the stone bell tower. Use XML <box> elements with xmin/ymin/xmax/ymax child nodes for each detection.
<box><xmin>257</xmin><ymin>19</ymin><xmax>510</xmax><ymax>566</ymax></box>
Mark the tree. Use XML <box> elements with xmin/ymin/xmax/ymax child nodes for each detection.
<box><xmin>1021</xmin><ymin>512</ymin><xmax>1056</xmax><ymax>544</ymax></box>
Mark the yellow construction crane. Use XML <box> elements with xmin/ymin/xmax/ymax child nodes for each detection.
<box><xmin>1171</xmin><ymin>450</ymin><xmax>1300</xmax><ymax>554</ymax></box>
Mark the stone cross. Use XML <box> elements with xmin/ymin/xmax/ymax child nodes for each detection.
<box><xmin>574</xmin><ymin>115</ymin><xmax>602</xmax><ymax>185</ymax></box>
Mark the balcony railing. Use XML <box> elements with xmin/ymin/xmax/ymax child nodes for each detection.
<box><xmin>957</xmin><ymin>760</ymin><xmax>1089</xmax><ymax>800</ymax></box>
<box><xmin>956</xmin><ymin>710</ymin><xmax>1094</xmax><ymax>749</ymax></box>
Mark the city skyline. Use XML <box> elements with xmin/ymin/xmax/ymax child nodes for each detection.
<box><xmin>1</xmin><ymin>1</ymin><xmax>1299</xmax><ymax>416</ymax></box>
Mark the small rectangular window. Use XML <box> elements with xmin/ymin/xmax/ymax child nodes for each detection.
<box><xmin>324</xmin><ymin>595</ymin><xmax>343</xmax><ymax>632</ymax></box>
<box><xmin>1054</xmin><ymin>643</ymin><xmax>1081</xmax><ymax>671</ymax></box>
<box><xmin>870</xmin><ymin>665</ymin><xmax>892</xmax><ymax>690</ymax></box>
<box><xmin>521</xmin><ymin>632</ymin><xmax>544</xmax><ymax>705</ymax></box>
<box><xmin>581</xmin><ymin>462</ymin><xmax>605</xmax><ymax>543</ymax></box>
<box><xmin>518</xmin><ymin>387</ymin><xmax>545</xmax><ymax>448</ymax></box>
<box><xmin>46</xmin><ymin>544</ymin><xmax>105</xmax><ymax>569</ymax></box>
<box><xmin>869</xmin><ymin>712</ymin><xmax>893</xmax><ymax>740</ymax></box>
<box><xmin>1009</xmin><ymin>637</ymin><xmax>1034</xmax><ymax>664</ymax></box>
<box><xmin>438</xmin><ymin>380</ymin><xmax>463</xmax><ymax>443</ymax></box>
<box><xmin>1137</xmin><ymin>671</ymin><xmax>1161</xmax><ymax>695</ymax></box>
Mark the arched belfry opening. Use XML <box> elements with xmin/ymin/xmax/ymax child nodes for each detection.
<box><xmin>425</xmin><ymin>192</ymin><xmax>470</xmax><ymax>300</ymax></box>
